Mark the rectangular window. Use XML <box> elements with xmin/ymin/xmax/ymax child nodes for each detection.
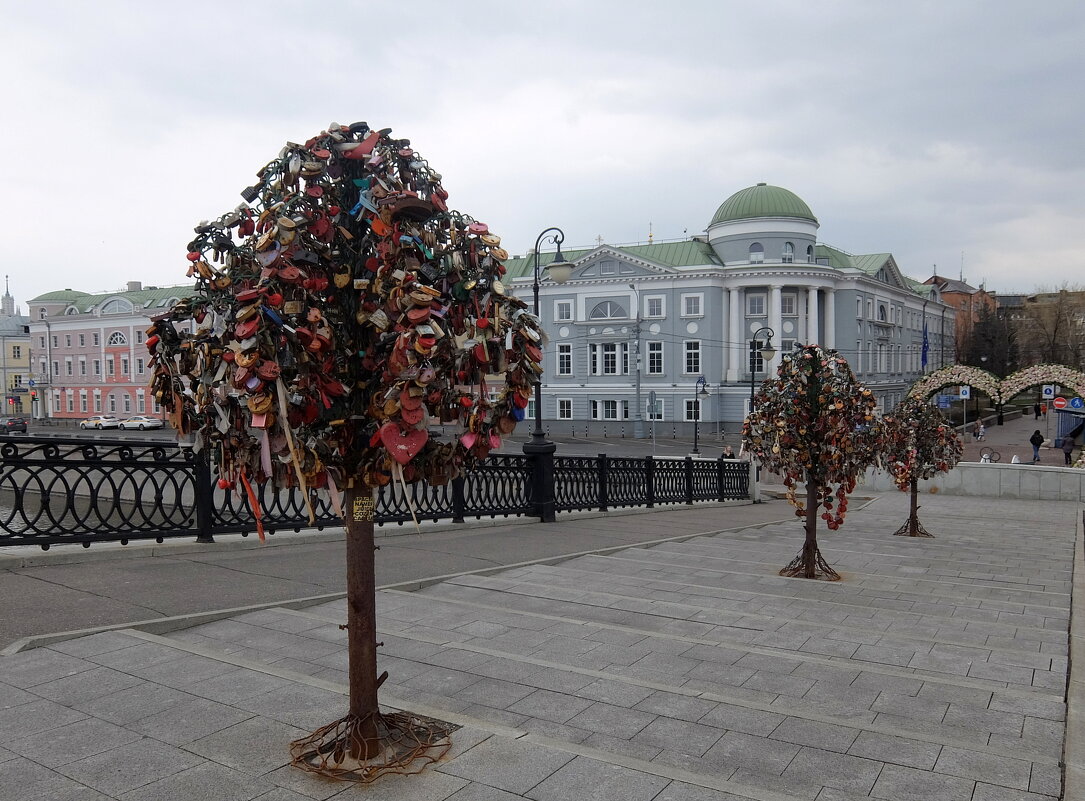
<box><xmin>647</xmin><ymin>341</ymin><xmax>663</xmax><ymax>375</ymax></box>
<box><xmin>684</xmin><ymin>341</ymin><xmax>701</xmax><ymax>374</ymax></box>
<box><xmin>647</xmin><ymin>398</ymin><xmax>663</xmax><ymax>421</ymax></box>
<box><xmin>109</xmin><ymin>395</ymin><xmax>116</xmax><ymax>413</ymax></box>
<box><xmin>12</xmin><ymin>345</ymin><xmax>20</xmax><ymax>359</ymax></box>
<box><xmin>67</xmin><ymin>395</ymin><xmax>74</xmax><ymax>412</ymax></box>
<box><xmin>602</xmin><ymin>343</ymin><xmax>618</xmax><ymax>375</ymax></box>
<box><xmin>80</xmin><ymin>395</ymin><xmax>88</xmax><ymax>413</ymax></box>
<box><xmin>867</xmin><ymin>300</ymin><xmax>873</xmax><ymax>319</ymax></box>
<box><xmin>136</xmin><ymin>330</ymin><xmax>143</xmax><ymax>344</ymax></box>
<box><xmin>645</xmin><ymin>296</ymin><xmax>664</xmax><ymax>318</ymax></box>
<box><xmin>107</xmin><ymin>358</ymin><xmax>114</xmax><ymax>376</ymax></box>
<box><xmin>557</xmin><ymin>398</ymin><xmax>572</xmax><ymax>419</ymax></box>
<box><xmin>12</xmin><ymin>374</ymin><xmax>20</xmax><ymax>386</ymax></box>
<box><xmin>94</xmin><ymin>396</ymin><xmax>102</xmax><ymax>412</ymax></box>
<box><xmin>136</xmin><ymin>358</ymin><xmax>145</xmax><ymax>375</ymax></box>
<box><xmin>79</xmin><ymin>334</ymin><xmax>85</xmax><ymax>346</ymax></box>
<box><xmin>79</xmin><ymin>359</ymin><xmax>86</xmax><ymax>376</ymax></box>
<box><xmin>65</xmin><ymin>335</ymin><xmax>71</xmax><ymax>347</ymax></box>
<box><xmin>602</xmin><ymin>400</ymin><xmax>618</xmax><ymax>420</ymax></box>
<box><xmin>856</xmin><ymin>340</ymin><xmax>862</xmax><ymax>373</ymax></box>
<box><xmin>93</xmin><ymin>333</ymin><xmax>100</xmax><ymax>346</ymax></box>
<box><xmin>94</xmin><ymin>360</ymin><xmax>101</xmax><ymax>376</ymax></box>
<box><xmin>780</xmin><ymin>294</ymin><xmax>797</xmax><ymax>316</ymax></box>
<box><xmin>121</xmin><ymin>358</ymin><xmax>129</xmax><ymax>376</ymax></box>
<box><xmin>54</xmin><ymin>395</ymin><xmax>60</xmax><ymax>412</ymax></box>
<box><xmin>52</xmin><ymin>360</ymin><xmax>59</xmax><ymax>376</ymax></box>
<box><xmin>52</xmin><ymin>335</ymin><xmax>57</xmax><ymax>348</ymax></box>
<box><xmin>138</xmin><ymin>394</ymin><xmax>146</xmax><ymax>413</ymax></box>
<box><xmin>65</xmin><ymin>359</ymin><xmax>72</xmax><ymax>376</ymax></box>
<box><xmin>681</xmin><ymin>294</ymin><xmax>703</xmax><ymax>317</ymax></box>
<box><xmin>748</xmin><ymin>340</ymin><xmax>768</xmax><ymax>374</ymax></box>
<box><xmin>781</xmin><ymin>338</ymin><xmax>796</xmax><ymax>353</ymax></box>
<box><xmin>554</xmin><ymin>300</ymin><xmax>572</xmax><ymax>322</ymax></box>
<box><xmin>685</xmin><ymin>399</ymin><xmax>701</xmax><ymax>422</ymax></box>
<box><xmin>857</xmin><ymin>298</ymin><xmax>863</xmax><ymax>318</ymax></box>
<box><xmin>124</xmin><ymin>395</ymin><xmax>132</xmax><ymax>413</ymax></box>
<box><xmin>557</xmin><ymin>344</ymin><xmax>572</xmax><ymax>376</ymax></box>
<box><xmin>746</xmin><ymin>293</ymin><xmax>766</xmax><ymax>317</ymax></box>
<box><xmin>39</xmin><ymin>336</ymin><xmax>45</xmax><ymax>348</ymax></box>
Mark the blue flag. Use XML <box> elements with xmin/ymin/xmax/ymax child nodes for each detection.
<box><xmin>921</xmin><ymin>322</ymin><xmax>929</xmax><ymax>369</ymax></box>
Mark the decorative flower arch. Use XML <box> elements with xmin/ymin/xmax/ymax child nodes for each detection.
<box><xmin>909</xmin><ymin>363</ymin><xmax>1085</xmax><ymax>405</ymax></box>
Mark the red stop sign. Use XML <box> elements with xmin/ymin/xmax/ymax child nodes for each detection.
<box><xmin>1053</xmin><ymin>397</ymin><xmax>1068</xmax><ymax>409</ymax></box>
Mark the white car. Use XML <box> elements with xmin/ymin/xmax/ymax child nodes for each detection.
<box><xmin>119</xmin><ymin>415</ymin><xmax>165</xmax><ymax>431</ymax></box>
<box><xmin>79</xmin><ymin>415</ymin><xmax>120</xmax><ymax>430</ymax></box>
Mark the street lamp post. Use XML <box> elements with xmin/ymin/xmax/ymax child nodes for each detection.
<box><xmin>524</xmin><ymin>227</ymin><xmax>573</xmax><ymax>451</ymax></box>
<box><xmin>629</xmin><ymin>283</ymin><xmax>646</xmax><ymax>439</ymax></box>
<box><xmin>748</xmin><ymin>326</ymin><xmax>777</xmax><ymax>416</ymax></box>
<box><xmin>692</xmin><ymin>376</ymin><xmax>710</xmax><ymax>454</ymax></box>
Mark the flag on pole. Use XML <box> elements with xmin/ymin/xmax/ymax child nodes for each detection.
<box><xmin>921</xmin><ymin>322</ymin><xmax>929</xmax><ymax>370</ymax></box>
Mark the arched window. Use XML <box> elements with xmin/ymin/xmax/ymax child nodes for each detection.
<box><xmin>806</xmin><ymin>245</ymin><xmax>814</xmax><ymax>263</ymax></box>
<box><xmin>100</xmin><ymin>298</ymin><xmax>133</xmax><ymax>315</ymax></box>
<box><xmin>878</xmin><ymin>304</ymin><xmax>888</xmax><ymax>322</ymax></box>
<box><xmin>107</xmin><ymin>331</ymin><xmax>127</xmax><ymax>346</ymax></box>
<box><xmin>589</xmin><ymin>301</ymin><xmax>628</xmax><ymax>320</ymax></box>
<box><xmin>38</xmin><ymin>307</ymin><xmax>47</xmax><ymax>319</ymax></box>
<box><xmin>65</xmin><ymin>307</ymin><xmax>78</xmax><ymax>315</ymax></box>
<box><xmin>749</xmin><ymin>243</ymin><xmax>764</xmax><ymax>264</ymax></box>
<box><xmin>782</xmin><ymin>242</ymin><xmax>794</xmax><ymax>264</ymax></box>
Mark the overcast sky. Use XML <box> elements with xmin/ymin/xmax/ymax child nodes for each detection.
<box><xmin>2</xmin><ymin>0</ymin><xmax>1082</xmax><ymax>309</ymax></box>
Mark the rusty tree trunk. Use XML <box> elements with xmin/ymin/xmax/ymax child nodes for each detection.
<box><xmin>344</xmin><ymin>484</ymin><xmax>380</xmax><ymax>753</ymax></box>
<box><xmin>802</xmin><ymin>480</ymin><xmax>819</xmax><ymax>578</ymax></box>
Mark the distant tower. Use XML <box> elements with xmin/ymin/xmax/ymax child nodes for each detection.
<box><xmin>1</xmin><ymin>276</ymin><xmax>13</xmax><ymax>318</ymax></box>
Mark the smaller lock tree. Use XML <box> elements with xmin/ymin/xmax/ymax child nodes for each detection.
<box><xmin>743</xmin><ymin>345</ymin><xmax>881</xmax><ymax>580</ymax></box>
<box><xmin>881</xmin><ymin>396</ymin><xmax>962</xmax><ymax>537</ymax></box>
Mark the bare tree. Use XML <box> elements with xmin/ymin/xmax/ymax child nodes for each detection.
<box><xmin>1012</xmin><ymin>284</ymin><xmax>1085</xmax><ymax>369</ymax></box>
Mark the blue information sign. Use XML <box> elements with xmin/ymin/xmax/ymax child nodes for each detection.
<box><xmin>1071</xmin><ymin>397</ymin><xmax>1084</xmax><ymax>410</ymax></box>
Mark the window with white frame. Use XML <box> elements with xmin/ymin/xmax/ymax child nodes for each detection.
<box><xmin>867</xmin><ymin>300</ymin><xmax>873</xmax><ymax>319</ymax></box>
<box><xmin>868</xmin><ymin>341</ymin><xmax>875</xmax><ymax>372</ymax></box>
<box><xmin>557</xmin><ymin>344</ymin><xmax>572</xmax><ymax>376</ymax></box>
<box><xmin>93</xmin><ymin>359</ymin><xmax>101</xmax><ymax>375</ymax></box>
<box><xmin>645</xmin><ymin>296</ymin><xmax>664</xmax><ymax>318</ymax></box>
<box><xmin>109</xmin><ymin>394</ymin><xmax>116</xmax><ymax>412</ymax></box>
<box><xmin>557</xmin><ymin>398</ymin><xmax>572</xmax><ymax>419</ymax></box>
<box><xmin>65</xmin><ymin>335</ymin><xmax>71</xmax><ymax>347</ymax></box>
<box><xmin>94</xmin><ymin>395</ymin><xmax>102</xmax><ymax>412</ymax></box>
<box><xmin>39</xmin><ymin>336</ymin><xmax>44</xmax><ymax>348</ymax></box>
<box><xmin>124</xmin><ymin>395</ymin><xmax>132</xmax><ymax>413</ymax></box>
<box><xmin>857</xmin><ymin>298</ymin><xmax>863</xmax><ymax>318</ymax></box>
<box><xmin>647</xmin><ymin>398</ymin><xmax>663</xmax><ymax>420</ymax></box>
<box><xmin>591</xmin><ymin>400</ymin><xmax>620</xmax><ymax>420</ymax></box>
<box><xmin>684</xmin><ymin>341</ymin><xmax>701</xmax><ymax>374</ymax></box>
<box><xmin>602</xmin><ymin>343</ymin><xmax>618</xmax><ymax>374</ymax></box>
<box><xmin>600</xmin><ymin>261</ymin><xmax>616</xmax><ymax>275</ymax></box>
<box><xmin>781</xmin><ymin>339</ymin><xmax>796</xmax><ymax>354</ymax></box>
<box><xmin>646</xmin><ymin>341</ymin><xmax>663</xmax><ymax>375</ymax></box>
<box><xmin>121</xmin><ymin>357</ymin><xmax>129</xmax><ymax>376</ymax></box>
<box><xmin>681</xmin><ymin>294</ymin><xmax>703</xmax><ymax>317</ymax></box>
<box><xmin>806</xmin><ymin>245</ymin><xmax>814</xmax><ymax>263</ymax></box>
<box><xmin>749</xmin><ymin>340</ymin><xmax>769</xmax><ymax>373</ymax></box>
<box><xmin>79</xmin><ymin>358</ymin><xmax>86</xmax><ymax>376</ymax></box>
<box><xmin>749</xmin><ymin>243</ymin><xmax>764</xmax><ymax>263</ymax></box>
<box><xmin>136</xmin><ymin>330</ymin><xmax>143</xmax><ymax>344</ymax></box>
<box><xmin>67</xmin><ymin>395</ymin><xmax>74</xmax><ymax>412</ymax></box>
<box><xmin>52</xmin><ymin>360</ymin><xmax>59</xmax><ymax>376</ymax></box>
<box><xmin>51</xmin><ymin>335</ymin><xmax>57</xmax><ymax>347</ymax></box>
<box><xmin>782</xmin><ymin>242</ymin><xmax>794</xmax><ymax>264</ymax></box>
<box><xmin>746</xmin><ymin>292</ymin><xmax>766</xmax><ymax>317</ymax></box>
<box><xmin>93</xmin><ymin>333</ymin><xmax>100</xmax><ymax>346</ymax></box>
<box><xmin>107</xmin><ymin>331</ymin><xmax>127</xmax><ymax>346</ymax></box>
<box><xmin>136</xmin><ymin>358</ymin><xmax>145</xmax><ymax>375</ymax></box>
<box><xmin>107</xmin><ymin>357</ymin><xmax>114</xmax><ymax>376</ymax></box>
<box><xmin>80</xmin><ymin>393</ymin><xmax>88</xmax><ymax>413</ymax></box>
<box><xmin>526</xmin><ymin>398</ymin><xmax>535</xmax><ymax>419</ymax></box>
<box><xmin>138</xmin><ymin>392</ymin><xmax>146</xmax><ymax>413</ymax></box>
<box><xmin>780</xmin><ymin>293</ymin><xmax>797</xmax><ymax>316</ymax></box>
<box><xmin>589</xmin><ymin>300</ymin><xmax>626</xmax><ymax>320</ymax></box>
<box><xmin>684</xmin><ymin>398</ymin><xmax>702</xmax><ymax>422</ymax></box>
<box><xmin>554</xmin><ymin>300</ymin><xmax>572</xmax><ymax>321</ymax></box>
<box><xmin>53</xmin><ymin>394</ymin><xmax>60</xmax><ymax>412</ymax></box>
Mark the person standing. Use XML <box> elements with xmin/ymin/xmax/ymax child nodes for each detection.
<box><xmin>1034</xmin><ymin>402</ymin><xmax>1042</xmax><ymax>420</ymax></box>
<box><xmin>1030</xmin><ymin>429</ymin><xmax>1045</xmax><ymax>463</ymax></box>
<box><xmin>976</xmin><ymin>423</ymin><xmax>986</xmax><ymax>441</ymax></box>
<box><xmin>722</xmin><ymin>445</ymin><xmax>736</xmax><ymax>459</ymax></box>
<box><xmin>1062</xmin><ymin>436</ymin><xmax>1075</xmax><ymax>466</ymax></box>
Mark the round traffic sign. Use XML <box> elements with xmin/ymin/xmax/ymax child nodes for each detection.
<box><xmin>1052</xmin><ymin>397</ymin><xmax>1068</xmax><ymax>409</ymax></box>
<box><xmin>1072</xmin><ymin>397</ymin><xmax>1084</xmax><ymax>409</ymax></box>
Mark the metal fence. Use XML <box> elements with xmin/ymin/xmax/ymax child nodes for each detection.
<box><xmin>0</xmin><ymin>436</ymin><xmax>751</xmax><ymax>549</ymax></box>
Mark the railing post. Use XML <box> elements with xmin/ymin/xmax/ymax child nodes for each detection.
<box><xmin>684</xmin><ymin>456</ymin><xmax>694</xmax><ymax>505</ymax></box>
<box><xmin>598</xmin><ymin>453</ymin><xmax>609</xmax><ymax>512</ymax></box>
<box><xmin>451</xmin><ymin>476</ymin><xmax>467</xmax><ymax>523</ymax></box>
<box><xmin>525</xmin><ymin>445</ymin><xmax>557</xmax><ymax>523</ymax></box>
<box><xmin>645</xmin><ymin>456</ymin><xmax>655</xmax><ymax>508</ymax></box>
<box><xmin>717</xmin><ymin>456</ymin><xmax>727</xmax><ymax>502</ymax></box>
<box><xmin>750</xmin><ymin>459</ymin><xmax>761</xmax><ymax>503</ymax></box>
<box><xmin>194</xmin><ymin>450</ymin><xmax>215</xmax><ymax>544</ymax></box>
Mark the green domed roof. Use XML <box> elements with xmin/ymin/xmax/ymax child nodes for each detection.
<box><xmin>709</xmin><ymin>183</ymin><xmax>818</xmax><ymax>226</ymax></box>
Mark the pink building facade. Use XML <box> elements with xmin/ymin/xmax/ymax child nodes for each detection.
<box><xmin>27</xmin><ymin>282</ymin><xmax>188</xmax><ymax>421</ymax></box>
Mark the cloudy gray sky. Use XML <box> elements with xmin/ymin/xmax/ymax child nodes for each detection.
<box><xmin>2</xmin><ymin>0</ymin><xmax>1081</xmax><ymax>307</ymax></box>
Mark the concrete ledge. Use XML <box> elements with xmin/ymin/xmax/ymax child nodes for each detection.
<box><xmin>1065</xmin><ymin>508</ymin><xmax>1085</xmax><ymax>801</ymax></box>
<box><xmin>864</xmin><ymin>461</ymin><xmax>1085</xmax><ymax>500</ymax></box>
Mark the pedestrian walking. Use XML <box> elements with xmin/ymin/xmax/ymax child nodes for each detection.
<box><xmin>1034</xmin><ymin>402</ymin><xmax>1042</xmax><ymax>420</ymax></box>
<box><xmin>1030</xmin><ymin>429</ymin><xmax>1045</xmax><ymax>463</ymax></box>
<box><xmin>1062</xmin><ymin>437</ymin><xmax>1075</xmax><ymax>465</ymax></box>
<box><xmin>976</xmin><ymin>423</ymin><xmax>986</xmax><ymax>441</ymax></box>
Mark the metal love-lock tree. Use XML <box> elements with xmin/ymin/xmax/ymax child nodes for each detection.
<box><xmin>881</xmin><ymin>396</ymin><xmax>962</xmax><ymax>537</ymax></box>
<box><xmin>147</xmin><ymin>121</ymin><xmax>546</xmax><ymax>781</ymax></box>
<box><xmin>743</xmin><ymin>345</ymin><xmax>881</xmax><ymax>580</ymax></box>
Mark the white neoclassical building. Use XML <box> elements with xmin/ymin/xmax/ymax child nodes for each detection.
<box><xmin>507</xmin><ymin>183</ymin><xmax>955</xmax><ymax>438</ymax></box>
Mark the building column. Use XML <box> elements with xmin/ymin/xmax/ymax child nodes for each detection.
<box><xmin>824</xmin><ymin>288</ymin><xmax>836</xmax><ymax>349</ymax></box>
<box><xmin>726</xmin><ymin>288</ymin><xmax>741</xmax><ymax>383</ymax></box>
<box><xmin>719</xmin><ymin>288</ymin><xmax>729</xmax><ymax>379</ymax></box>
<box><xmin>769</xmin><ymin>285</ymin><xmax>783</xmax><ymax>372</ymax></box>
<box><xmin>806</xmin><ymin>287</ymin><xmax>819</xmax><ymax>346</ymax></box>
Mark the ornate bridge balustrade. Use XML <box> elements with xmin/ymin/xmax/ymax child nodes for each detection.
<box><xmin>0</xmin><ymin>437</ymin><xmax>751</xmax><ymax>549</ymax></box>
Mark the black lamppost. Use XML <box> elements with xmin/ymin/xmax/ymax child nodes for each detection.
<box><xmin>629</xmin><ymin>283</ymin><xmax>646</xmax><ymax>439</ymax></box>
<box><xmin>692</xmin><ymin>376</ymin><xmax>710</xmax><ymax>454</ymax></box>
<box><xmin>748</xmin><ymin>326</ymin><xmax>777</xmax><ymax>415</ymax></box>
<box><xmin>524</xmin><ymin>227</ymin><xmax>573</xmax><ymax>451</ymax></box>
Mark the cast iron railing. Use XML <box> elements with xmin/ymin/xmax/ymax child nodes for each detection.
<box><xmin>0</xmin><ymin>436</ymin><xmax>750</xmax><ymax>548</ymax></box>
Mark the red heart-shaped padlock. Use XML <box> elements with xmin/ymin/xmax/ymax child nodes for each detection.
<box><xmin>379</xmin><ymin>422</ymin><xmax>428</xmax><ymax>465</ymax></box>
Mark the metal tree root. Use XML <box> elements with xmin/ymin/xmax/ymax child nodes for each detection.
<box><xmin>779</xmin><ymin>545</ymin><xmax>841</xmax><ymax>581</ymax></box>
<box><xmin>893</xmin><ymin>517</ymin><xmax>934</xmax><ymax>537</ymax></box>
<box><xmin>289</xmin><ymin>710</ymin><xmax>458</xmax><ymax>783</ymax></box>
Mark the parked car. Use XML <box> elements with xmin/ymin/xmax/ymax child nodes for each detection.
<box><xmin>118</xmin><ymin>415</ymin><xmax>165</xmax><ymax>431</ymax></box>
<box><xmin>79</xmin><ymin>415</ymin><xmax>120</xmax><ymax>430</ymax></box>
<box><xmin>0</xmin><ymin>416</ymin><xmax>27</xmax><ymax>434</ymax></box>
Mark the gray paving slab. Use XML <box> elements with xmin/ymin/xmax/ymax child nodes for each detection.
<box><xmin>524</xmin><ymin>755</ymin><xmax>671</xmax><ymax>801</ymax></box>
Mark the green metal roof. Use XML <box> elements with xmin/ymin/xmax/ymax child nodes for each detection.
<box><xmin>709</xmin><ymin>183</ymin><xmax>818</xmax><ymax>226</ymax></box>
<box><xmin>813</xmin><ymin>244</ymin><xmax>854</xmax><ymax>270</ymax></box>
<box><xmin>30</xmin><ymin>289</ymin><xmax>92</xmax><ymax>302</ymax></box>
<box><xmin>850</xmin><ymin>253</ymin><xmax>893</xmax><ymax>276</ymax></box>
<box><xmin>503</xmin><ymin>240</ymin><xmax>721</xmax><ymax>280</ymax></box>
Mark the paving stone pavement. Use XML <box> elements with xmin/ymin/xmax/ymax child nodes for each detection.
<box><xmin>0</xmin><ymin>491</ymin><xmax>1081</xmax><ymax>800</ymax></box>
